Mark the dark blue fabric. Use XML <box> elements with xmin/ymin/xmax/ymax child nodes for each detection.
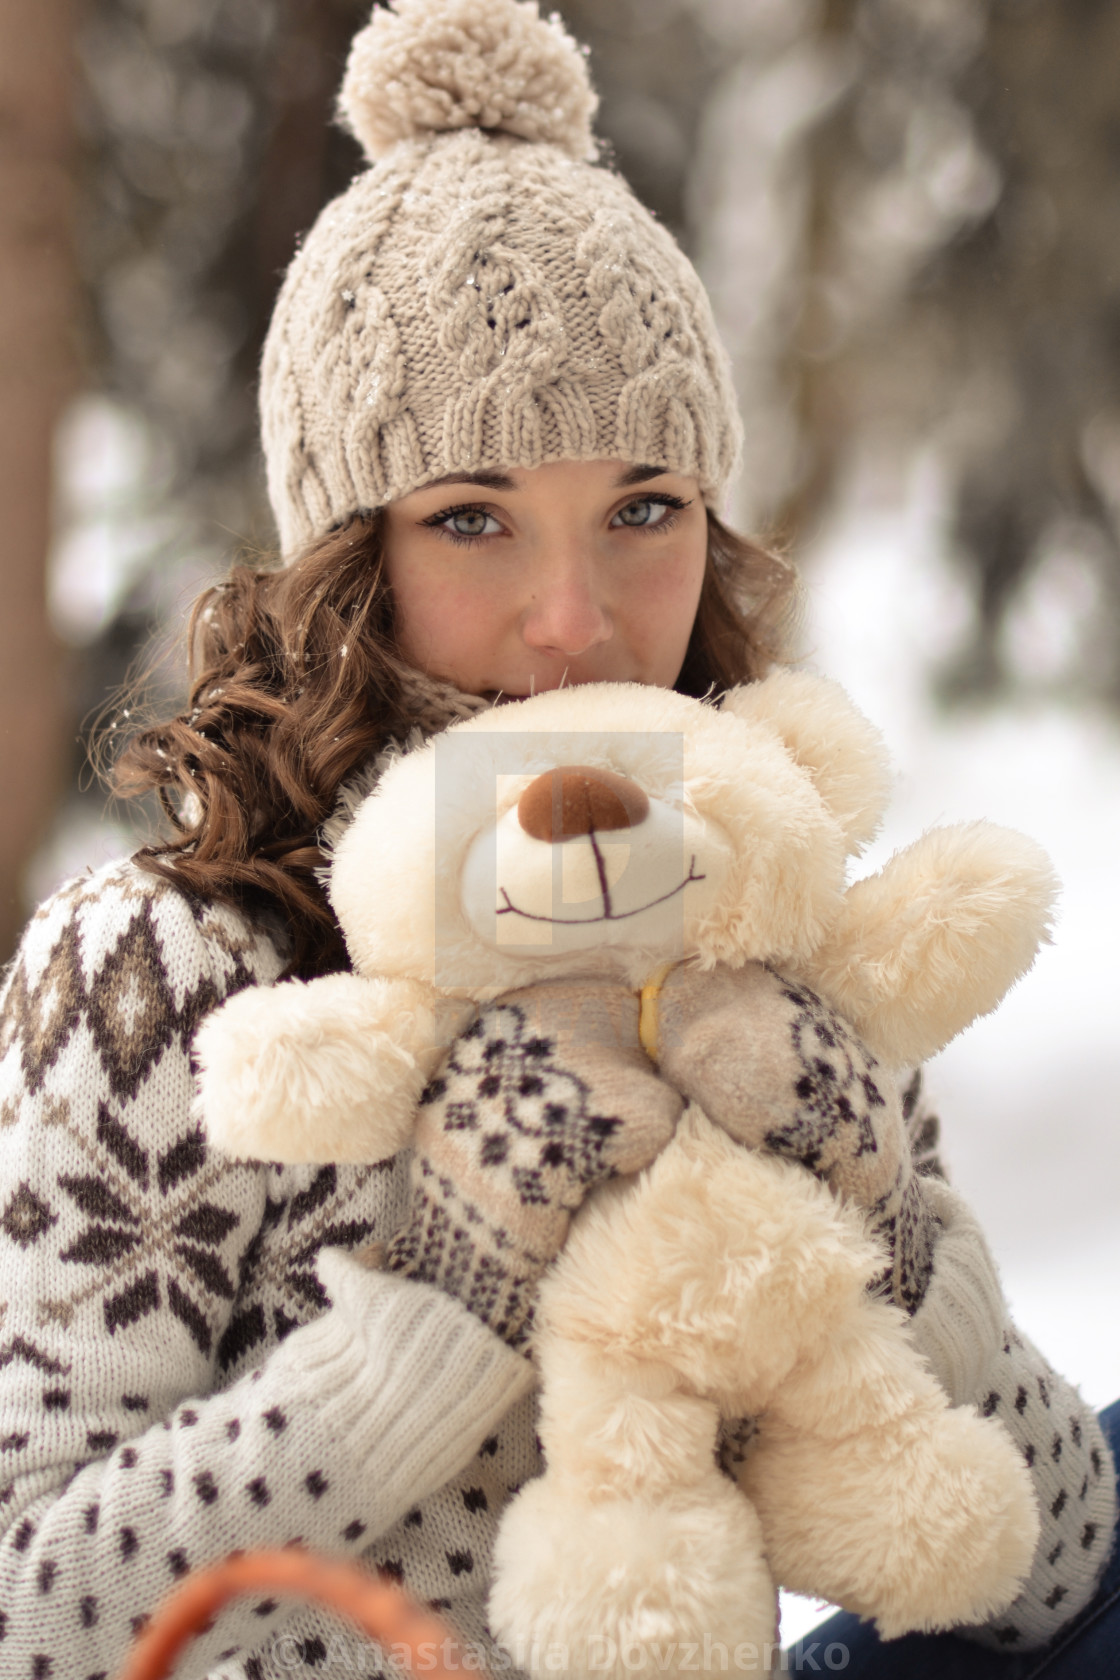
<box><xmin>781</xmin><ymin>1400</ymin><xmax>1120</xmax><ymax>1678</ymax></box>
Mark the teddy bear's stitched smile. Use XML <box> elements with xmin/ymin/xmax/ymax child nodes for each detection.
<box><xmin>495</xmin><ymin>835</ymin><xmax>706</xmax><ymax>926</ymax></box>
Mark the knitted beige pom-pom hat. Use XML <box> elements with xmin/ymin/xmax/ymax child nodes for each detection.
<box><xmin>260</xmin><ymin>0</ymin><xmax>743</xmax><ymax>561</ymax></box>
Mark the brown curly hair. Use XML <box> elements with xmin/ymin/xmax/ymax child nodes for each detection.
<box><xmin>109</xmin><ymin>511</ymin><xmax>799</xmax><ymax>977</ymax></box>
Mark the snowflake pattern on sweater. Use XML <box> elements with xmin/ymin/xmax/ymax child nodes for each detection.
<box><xmin>0</xmin><ymin>858</ymin><xmax>1112</xmax><ymax>1678</ymax></box>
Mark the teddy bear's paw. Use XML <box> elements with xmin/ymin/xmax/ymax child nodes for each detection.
<box><xmin>814</xmin><ymin>821</ymin><xmax>1058</xmax><ymax>1067</ymax></box>
<box><xmin>866</xmin><ymin>1405</ymin><xmax>1041</xmax><ymax>1638</ymax></box>
<box><xmin>488</xmin><ymin>1474</ymin><xmax>777</xmax><ymax>1680</ymax></box>
<box><xmin>194</xmin><ymin>972</ymin><xmax>441</xmax><ymax>1163</ymax></box>
<box><xmin>745</xmin><ymin>1404</ymin><xmax>1039</xmax><ymax>1638</ymax></box>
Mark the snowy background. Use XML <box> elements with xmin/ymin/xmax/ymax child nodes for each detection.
<box><xmin>778</xmin><ymin>453</ymin><xmax>1120</xmax><ymax>1646</ymax></box>
<box><xmin>805</xmin><ymin>453</ymin><xmax>1120</xmax><ymax>1416</ymax></box>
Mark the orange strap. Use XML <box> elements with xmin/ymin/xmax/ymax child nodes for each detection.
<box><xmin>116</xmin><ymin>1550</ymin><xmax>465</xmax><ymax>1680</ymax></box>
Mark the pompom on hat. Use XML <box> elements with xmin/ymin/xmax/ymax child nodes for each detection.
<box><xmin>340</xmin><ymin>0</ymin><xmax>598</xmax><ymax>161</ymax></box>
<box><xmin>260</xmin><ymin>0</ymin><xmax>743</xmax><ymax>561</ymax></box>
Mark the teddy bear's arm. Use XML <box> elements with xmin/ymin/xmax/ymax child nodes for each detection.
<box><xmin>809</xmin><ymin>821</ymin><xmax>1058</xmax><ymax>1067</ymax></box>
<box><xmin>194</xmin><ymin>972</ymin><xmax>474</xmax><ymax>1164</ymax></box>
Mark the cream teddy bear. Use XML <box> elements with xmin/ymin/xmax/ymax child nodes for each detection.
<box><xmin>196</xmin><ymin>670</ymin><xmax>1055</xmax><ymax>1676</ymax></box>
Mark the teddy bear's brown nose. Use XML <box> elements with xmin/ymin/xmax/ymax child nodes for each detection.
<box><xmin>517</xmin><ymin>765</ymin><xmax>650</xmax><ymax>842</ymax></box>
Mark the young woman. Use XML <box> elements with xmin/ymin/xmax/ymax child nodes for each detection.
<box><xmin>0</xmin><ymin>3</ymin><xmax>1113</xmax><ymax>1677</ymax></box>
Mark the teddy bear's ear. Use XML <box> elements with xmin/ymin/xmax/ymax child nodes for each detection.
<box><xmin>721</xmin><ymin>670</ymin><xmax>892</xmax><ymax>854</ymax></box>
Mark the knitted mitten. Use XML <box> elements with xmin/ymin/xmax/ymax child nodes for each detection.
<box><xmin>656</xmin><ymin>960</ymin><xmax>940</xmax><ymax>1313</ymax></box>
<box><xmin>908</xmin><ymin>1173</ymin><xmax>1118</xmax><ymax>1650</ymax></box>
<box><xmin>383</xmin><ymin>979</ymin><xmax>683</xmax><ymax>1348</ymax></box>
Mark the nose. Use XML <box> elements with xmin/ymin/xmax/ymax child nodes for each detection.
<box><xmin>520</xmin><ymin>556</ymin><xmax>611</xmax><ymax>657</ymax></box>
<box><xmin>517</xmin><ymin>766</ymin><xmax>650</xmax><ymax>842</ymax></box>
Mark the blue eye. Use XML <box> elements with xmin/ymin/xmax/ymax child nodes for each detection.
<box><xmin>445</xmin><ymin>509</ymin><xmax>500</xmax><ymax>538</ymax></box>
<box><xmin>611</xmin><ymin>497</ymin><xmax>682</xmax><ymax>528</ymax></box>
<box><xmin>421</xmin><ymin>505</ymin><xmax>504</xmax><ymax>544</ymax></box>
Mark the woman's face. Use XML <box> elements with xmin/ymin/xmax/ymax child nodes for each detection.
<box><xmin>381</xmin><ymin>458</ymin><xmax>708</xmax><ymax>699</ymax></box>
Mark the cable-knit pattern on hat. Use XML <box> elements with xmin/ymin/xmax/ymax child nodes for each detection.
<box><xmin>260</xmin><ymin>0</ymin><xmax>743</xmax><ymax>558</ymax></box>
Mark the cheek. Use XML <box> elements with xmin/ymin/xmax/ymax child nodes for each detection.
<box><xmin>626</xmin><ymin>536</ymin><xmax>707</xmax><ymax>646</ymax></box>
<box><xmin>391</xmin><ymin>560</ymin><xmax>506</xmax><ymax>664</ymax></box>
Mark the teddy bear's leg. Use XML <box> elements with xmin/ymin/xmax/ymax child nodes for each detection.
<box><xmin>736</xmin><ymin>1289</ymin><xmax>1041</xmax><ymax>1639</ymax></box>
<box><xmin>509</xmin><ymin>1103</ymin><xmax>1038</xmax><ymax>1647</ymax></box>
<box><xmin>487</xmin><ymin>1106</ymin><xmax>908</xmax><ymax>1680</ymax></box>
<box><xmin>603</xmin><ymin>1109</ymin><xmax>1040</xmax><ymax>1639</ymax></box>
<box><xmin>488</xmin><ymin>1114</ymin><xmax>819</xmax><ymax>1680</ymax></box>
<box><xmin>488</xmin><ymin>1332</ymin><xmax>778</xmax><ymax>1680</ymax></box>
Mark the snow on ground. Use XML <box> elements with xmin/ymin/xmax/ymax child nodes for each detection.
<box><xmin>778</xmin><ymin>451</ymin><xmax>1120</xmax><ymax>1648</ymax></box>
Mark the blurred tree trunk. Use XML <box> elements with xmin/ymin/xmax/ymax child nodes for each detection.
<box><xmin>0</xmin><ymin>0</ymin><xmax>76</xmax><ymax>960</ymax></box>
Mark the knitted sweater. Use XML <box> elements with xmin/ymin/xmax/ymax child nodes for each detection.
<box><xmin>0</xmin><ymin>859</ymin><xmax>1112</xmax><ymax>1678</ymax></box>
<box><xmin>0</xmin><ymin>860</ymin><xmax>535</xmax><ymax>1680</ymax></box>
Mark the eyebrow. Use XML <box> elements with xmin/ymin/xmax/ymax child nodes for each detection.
<box><xmin>419</xmin><ymin>463</ymin><xmax>673</xmax><ymax>494</ymax></box>
<box><xmin>613</xmin><ymin>463</ymin><xmax>673</xmax><ymax>487</ymax></box>
<box><xmin>421</xmin><ymin>469</ymin><xmax>518</xmax><ymax>491</ymax></box>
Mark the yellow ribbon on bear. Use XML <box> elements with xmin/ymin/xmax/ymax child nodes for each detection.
<box><xmin>637</xmin><ymin>962</ymin><xmax>676</xmax><ymax>1066</ymax></box>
